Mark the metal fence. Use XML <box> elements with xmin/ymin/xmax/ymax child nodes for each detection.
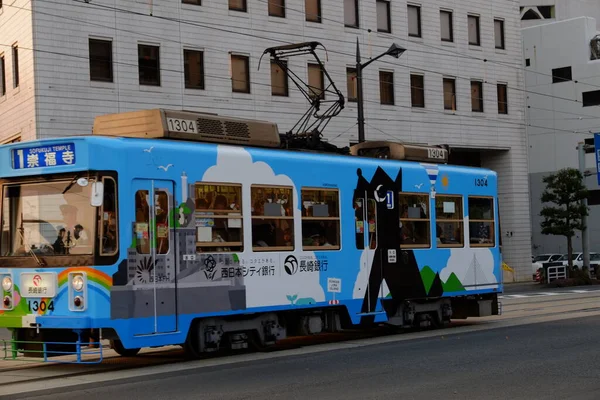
<box><xmin>547</xmin><ymin>265</ymin><xmax>567</xmax><ymax>283</ymax></box>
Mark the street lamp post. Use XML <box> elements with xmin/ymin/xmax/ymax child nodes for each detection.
<box><xmin>356</xmin><ymin>38</ymin><xmax>406</xmax><ymax>143</ymax></box>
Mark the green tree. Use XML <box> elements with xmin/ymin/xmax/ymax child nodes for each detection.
<box><xmin>540</xmin><ymin>168</ymin><xmax>589</xmax><ymax>270</ymax></box>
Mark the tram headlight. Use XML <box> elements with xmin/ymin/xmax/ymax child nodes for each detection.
<box><xmin>1</xmin><ymin>276</ymin><xmax>12</xmax><ymax>292</ymax></box>
<box><xmin>72</xmin><ymin>275</ymin><xmax>84</xmax><ymax>292</ymax></box>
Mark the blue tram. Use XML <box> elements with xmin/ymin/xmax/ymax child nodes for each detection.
<box><xmin>0</xmin><ymin>109</ymin><xmax>501</xmax><ymax>359</ymax></box>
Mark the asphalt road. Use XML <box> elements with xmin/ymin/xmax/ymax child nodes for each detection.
<box><xmin>9</xmin><ymin>315</ymin><xmax>600</xmax><ymax>400</ymax></box>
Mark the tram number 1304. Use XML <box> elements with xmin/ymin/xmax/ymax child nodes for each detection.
<box><xmin>27</xmin><ymin>300</ymin><xmax>55</xmax><ymax>313</ymax></box>
<box><xmin>167</xmin><ymin>118</ymin><xmax>197</xmax><ymax>134</ymax></box>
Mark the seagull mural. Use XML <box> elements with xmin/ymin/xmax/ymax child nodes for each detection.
<box><xmin>158</xmin><ymin>164</ymin><xmax>174</xmax><ymax>171</ymax></box>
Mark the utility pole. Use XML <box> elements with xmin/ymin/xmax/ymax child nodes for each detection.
<box><xmin>356</xmin><ymin>40</ymin><xmax>366</xmax><ymax>144</ymax></box>
<box><xmin>577</xmin><ymin>142</ymin><xmax>591</xmax><ymax>277</ymax></box>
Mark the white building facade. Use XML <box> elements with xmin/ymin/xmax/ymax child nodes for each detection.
<box><xmin>0</xmin><ymin>0</ymin><xmax>532</xmax><ymax>281</ymax></box>
<box><xmin>523</xmin><ymin>15</ymin><xmax>600</xmax><ymax>255</ymax></box>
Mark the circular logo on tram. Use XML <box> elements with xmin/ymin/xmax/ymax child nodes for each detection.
<box><xmin>32</xmin><ymin>274</ymin><xmax>42</xmax><ymax>287</ymax></box>
<box><xmin>284</xmin><ymin>255</ymin><xmax>298</xmax><ymax>276</ymax></box>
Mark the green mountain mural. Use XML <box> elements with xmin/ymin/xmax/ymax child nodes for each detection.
<box><xmin>383</xmin><ymin>268</ymin><xmax>466</xmax><ymax>299</ymax></box>
<box><xmin>442</xmin><ymin>273</ymin><xmax>465</xmax><ymax>292</ymax></box>
<box><xmin>420</xmin><ymin>266</ymin><xmax>436</xmax><ymax>294</ymax></box>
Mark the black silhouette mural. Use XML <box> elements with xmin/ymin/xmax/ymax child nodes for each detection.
<box><xmin>353</xmin><ymin>167</ymin><xmax>443</xmax><ymax>323</ymax></box>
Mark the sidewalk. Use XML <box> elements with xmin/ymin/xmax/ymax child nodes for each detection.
<box><xmin>502</xmin><ymin>281</ymin><xmax>541</xmax><ymax>293</ymax></box>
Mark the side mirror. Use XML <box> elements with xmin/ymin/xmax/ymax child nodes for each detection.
<box><xmin>91</xmin><ymin>181</ymin><xmax>104</xmax><ymax>207</ymax></box>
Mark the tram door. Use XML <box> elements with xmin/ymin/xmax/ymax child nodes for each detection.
<box><xmin>356</xmin><ymin>194</ymin><xmax>384</xmax><ymax>314</ymax></box>
<box><xmin>132</xmin><ymin>179</ymin><xmax>177</xmax><ymax>334</ymax></box>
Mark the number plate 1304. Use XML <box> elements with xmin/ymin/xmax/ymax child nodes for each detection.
<box><xmin>167</xmin><ymin>118</ymin><xmax>197</xmax><ymax>134</ymax></box>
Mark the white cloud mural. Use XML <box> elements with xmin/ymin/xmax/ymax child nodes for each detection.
<box><xmin>202</xmin><ymin>145</ymin><xmax>325</xmax><ymax>307</ymax></box>
<box><xmin>439</xmin><ymin>247</ymin><xmax>498</xmax><ymax>290</ymax></box>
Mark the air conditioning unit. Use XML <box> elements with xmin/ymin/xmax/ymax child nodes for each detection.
<box><xmin>92</xmin><ymin>109</ymin><xmax>281</xmax><ymax>148</ymax></box>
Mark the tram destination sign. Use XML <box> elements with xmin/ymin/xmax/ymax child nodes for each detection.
<box><xmin>12</xmin><ymin>143</ymin><xmax>76</xmax><ymax>170</ymax></box>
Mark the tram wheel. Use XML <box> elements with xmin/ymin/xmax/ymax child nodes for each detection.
<box><xmin>110</xmin><ymin>339</ymin><xmax>141</xmax><ymax>357</ymax></box>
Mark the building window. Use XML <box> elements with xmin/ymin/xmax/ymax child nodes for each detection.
<box><xmin>443</xmin><ymin>78</ymin><xmax>456</xmax><ymax>111</ymax></box>
<box><xmin>231</xmin><ymin>54</ymin><xmax>250</xmax><ymax>93</ymax></box>
<box><xmin>229</xmin><ymin>0</ymin><xmax>246</xmax><ymax>11</ymax></box>
<box><xmin>89</xmin><ymin>39</ymin><xmax>113</xmax><ymax>82</ymax></box>
<box><xmin>346</xmin><ymin>67</ymin><xmax>357</xmax><ymax>102</ymax></box>
<box><xmin>468</xmin><ymin>15</ymin><xmax>480</xmax><ymax>46</ymax></box>
<box><xmin>12</xmin><ymin>44</ymin><xmax>18</xmax><ymax>88</ymax></box>
<box><xmin>525</xmin><ymin>58</ymin><xmax>531</xmax><ymax>67</ymax></box>
<box><xmin>497</xmin><ymin>83</ymin><xmax>507</xmax><ymax>114</ymax></box>
<box><xmin>494</xmin><ymin>19</ymin><xmax>505</xmax><ymax>49</ymax></box>
<box><xmin>399</xmin><ymin>193</ymin><xmax>430</xmax><ymax>248</ymax></box>
<box><xmin>138</xmin><ymin>44</ymin><xmax>160</xmax><ymax>86</ymax></box>
<box><xmin>440</xmin><ymin>10</ymin><xmax>453</xmax><ymax>42</ymax></box>
<box><xmin>251</xmin><ymin>185</ymin><xmax>294</xmax><ymax>251</ymax></box>
<box><xmin>301</xmin><ymin>188</ymin><xmax>340</xmax><ymax>250</ymax></box>
<box><xmin>471</xmin><ymin>81</ymin><xmax>483</xmax><ymax>112</ymax></box>
<box><xmin>100</xmin><ymin>177</ymin><xmax>118</xmax><ymax>256</ymax></box>
<box><xmin>410</xmin><ymin>74</ymin><xmax>424</xmax><ymax>108</ymax></box>
<box><xmin>0</xmin><ymin>55</ymin><xmax>5</xmax><ymax>97</ymax></box>
<box><xmin>377</xmin><ymin>0</ymin><xmax>391</xmax><ymax>33</ymax></box>
<box><xmin>408</xmin><ymin>5</ymin><xmax>421</xmax><ymax>38</ymax></box>
<box><xmin>582</xmin><ymin>90</ymin><xmax>600</xmax><ymax>107</ymax></box>
<box><xmin>344</xmin><ymin>0</ymin><xmax>359</xmax><ymax>28</ymax></box>
<box><xmin>379</xmin><ymin>71</ymin><xmax>394</xmax><ymax>105</ymax></box>
<box><xmin>268</xmin><ymin>0</ymin><xmax>285</xmax><ymax>17</ymax></box>
<box><xmin>184</xmin><ymin>49</ymin><xmax>204</xmax><ymax>90</ymax></box>
<box><xmin>305</xmin><ymin>0</ymin><xmax>321</xmax><ymax>22</ymax></box>
<box><xmin>468</xmin><ymin>196</ymin><xmax>495</xmax><ymax>247</ymax></box>
<box><xmin>182</xmin><ymin>0</ymin><xmax>201</xmax><ymax>4</ymax></box>
<box><xmin>271</xmin><ymin>60</ymin><xmax>288</xmax><ymax>96</ymax></box>
<box><xmin>435</xmin><ymin>195</ymin><xmax>464</xmax><ymax>247</ymax></box>
<box><xmin>552</xmin><ymin>66</ymin><xmax>572</xmax><ymax>83</ymax></box>
<box><xmin>195</xmin><ymin>184</ymin><xmax>243</xmax><ymax>253</ymax></box>
<box><xmin>308</xmin><ymin>63</ymin><xmax>324</xmax><ymax>100</ymax></box>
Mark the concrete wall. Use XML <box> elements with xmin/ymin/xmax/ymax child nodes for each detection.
<box><xmin>520</xmin><ymin>0</ymin><xmax>600</xmax><ymax>28</ymax></box>
<box><xmin>523</xmin><ymin>17</ymin><xmax>600</xmax><ymax>256</ymax></box>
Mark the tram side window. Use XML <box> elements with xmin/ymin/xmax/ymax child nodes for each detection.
<box><xmin>155</xmin><ymin>191</ymin><xmax>170</xmax><ymax>255</ymax></box>
<box><xmin>195</xmin><ymin>183</ymin><xmax>243</xmax><ymax>253</ymax></box>
<box><xmin>301</xmin><ymin>188</ymin><xmax>340</xmax><ymax>250</ymax></box>
<box><xmin>100</xmin><ymin>177</ymin><xmax>118</xmax><ymax>256</ymax></box>
<box><xmin>435</xmin><ymin>195</ymin><xmax>464</xmax><ymax>247</ymax></box>
<box><xmin>251</xmin><ymin>185</ymin><xmax>293</xmax><ymax>252</ymax></box>
<box><xmin>468</xmin><ymin>196</ymin><xmax>495</xmax><ymax>247</ymax></box>
<box><xmin>354</xmin><ymin>198</ymin><xmax>364</xmax><ymax>250</ymax></box>
<box><xmin>399</xmin><ymin>193</ymin><xmax>430</xmax><ymax>248</ymax></box>
<box><xmin>367</xmin><ymin>199</ymin><xmax>377</xmax><ymax>249</ymax></box>
<box><xmin>135</xmin><ymin>190</ymin><xmax>150</xmax><ymax>254</ymax></box>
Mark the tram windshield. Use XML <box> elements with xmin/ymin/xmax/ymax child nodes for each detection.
<box><xmin>1</xmin><ymin>179</ymin><xmax>96</xmax><ymax>256</ymax></box>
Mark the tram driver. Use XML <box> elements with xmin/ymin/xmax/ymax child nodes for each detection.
<box><xmin>58</xmin><ymin>204</ymin><xmax>91</xmax><ymax>254</ymax></box>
